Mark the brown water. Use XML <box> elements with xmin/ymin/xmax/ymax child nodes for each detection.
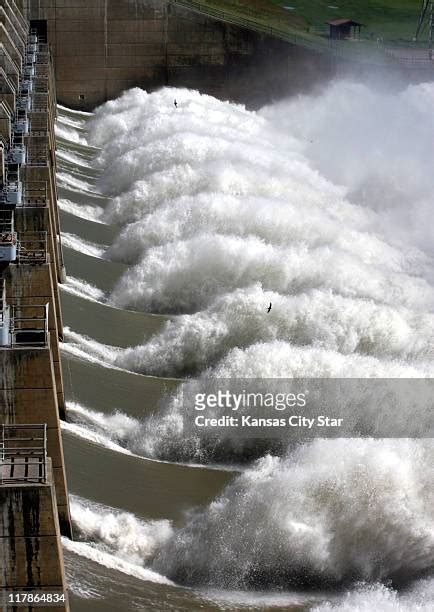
<box><xmin>57</xmin><ymin>122</ymin><xmax>325</xmax><ymax>612</ymax></box>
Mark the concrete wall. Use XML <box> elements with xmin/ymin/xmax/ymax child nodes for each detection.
<box><xmin>0</xmin><ymin>1</ymin><xmax>71</xmax><ymax>603</ymax></box>
<box><xmin>5</xmin><ymin>264</ymin><xmax>65</xmax><ymax>412</ymax></box>
<box><xmin>0</xmin><ymin>461</ymin><xmax>69</xmax><ymax>611</ymax></box>
<box><xmin>0</xmin><ymin>348</ymin><xmax>71</xmax><ymax>535</ymax></box>
<box><xmin>24</xmin><ymin>0</ymin><xmax>334</xmax><ymax>110</ymax></box>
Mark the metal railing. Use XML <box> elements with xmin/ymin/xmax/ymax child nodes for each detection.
<box><xmin>170</xmin><ymin>0</ymin><xmax>346</xmax><ymax>54</ymax></box>
<box><xmin>1</xmin><ymin>424</ymin><xmax>47</xmax><ymax>485</ymax></box>
<box><xmin>29</xmin><ymin>111</ymin><xmax>48</xmax><ymax>132</ymax></box>
<box><xmin>384</xmin><ymin>47</ymin><xmax>434</xmax><ymax>65</ymax></box>
<box><xmin>17</xmin><ymin>231</ymin><xmax>47</xmax><ymax>264</ymax></box>
<box><xmin>26</xmin><ymin>140</ymin><xmax>48</xmax><ymax>166</ymax></box>
<box><xmin>0</xmin><ymin>208</ymin><xmax>15</xmax><ymax>242</ymax></box>
<box><xmin>9</xmin><ymin>303</ymin><xmax>49</xmax><ymax>346</ymax></box>
<box><xmin>17</xmin><ymin>232</ymin><xmax>48</xmax><ymax>265</ymax></box>
<box><xmin>28</xmin><ymin>113</ymin><xmax>49</xmax><ymax>145</ymax></box>
<box><xmin>35</xmin><ymin>51</ymin><xmax>49</xmax><ymax>65</ymax></box>
<box><xmin>33</xmin><ymin>77</ymin><xmax>49</xmax><ymax>94</ymax></box>
<box><xmin>35</xmin><ymin>63</ymin><xmax>49</xmax><ymax>77</ymax></box>
<box><xmin>30</xmin><ymin>93</ymin><xmax>48</xmax><ymax>112</ymax></box>
<box><xmin>0</xmin><ymin>279</ymin><xmax>8</xmax><ymax>345</ymax></box>
<box><xmin>0</xmin><ymin>277</ymin><xmax>6</xmax><ymax>327</ymax></box>
<box><xmin>22</xmin><ymin>181</ymin><xmax>47</xmax><ymax>207</ymax></box>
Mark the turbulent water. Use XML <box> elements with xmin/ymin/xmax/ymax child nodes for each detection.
<box><xmin>57</xmin><ymin>82</ymin><xmax>434</xmax><ymax>611</ymax></box>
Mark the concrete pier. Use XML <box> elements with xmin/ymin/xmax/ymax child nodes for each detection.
<box><xmin>0</xmin><ymin>1</ymin><xmax>70</xmax><ymax>609</ymax></box>
<box><xmin>0</xmin><ymin>426</ymin><xmax>69</xmax><ymax>611</ymax></box>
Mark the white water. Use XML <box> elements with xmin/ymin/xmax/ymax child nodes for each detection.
<box><xmin>58</xmin><ymin>197</ymin><xmax>105</xmax><ymax>223</ymax></box>
<box><xmin>63</xmin><ymin>439</ymin><xmax>434</xmax><ymax>608</ymax></box>
<box><xmin>55</xmin><ymin>122</ymin><xmax>89</xmax><ymax>145</ymax></box>
<box><xmin>56</xmin><ymin>149</ymin><xmax>94</xmax><ymax>169</ymax></box>
<box><xmin>61</xmin><ymin>420</ymin><xmax>133</xmax><ymax>455</ymax></box>
<box><xmin>57</xmin><ymin>103</ymin><xmax>93</xmax><ymax>117</ymax></box>
<box><xmin>62</xmin><ymin>539</ymin><xmax>173</xmax><ymax>586</ymax></box>
<box><xmin>63</xmin><ymin>288</ymin><xmax>434</xmax><ymax>378</ymax></box>
<box><xmin>84</xmin><ymin>86</ymin><xmax>434</xmax><ymax>387</ymax></box>
<box><xmin>63</xmin><ymin>401</ymin><xmax>138</xmax><ymax>454</ymax></box>
<box><xmin>61</xmin><ymin>233</ymin><xmax>107</xmax><ymax>259</ymax></box>
<box><xmin>152</xmin><ymin>440</ymin><xmax>434</xmax><ymax>589</ymax></box>
<box><xmin>65</xmin><ymin>496</ymin><xmax>174</xmax><ymax>585</ymax></box>
<box><xmin>69</xmin><ymin>495</ymin><xmax>173</xmax><ymax>564</ymax></box>
<box><xmin>116</xmin><ymin>286</ymin><xmax>434</xmax><ymax>377</ymax></box>
<box><xmin>61</xmin><ymin>327</ymin><xmax>124</xmax><ymax>370</ymax></box>
<box><xmin>312</xmin><ymin>581</ymin><xmax>434</xmax><ymax>612</ymax></box>
<box><xmin>264</xmin><ymin>81</ymin><xmax>434</xmax><ymax>257</ymax></box>
<box><xmin>108</xmin><ymin>232</ymin><xmax>434</xmax><ymax>314</ymax></box>
<box><xmin>57</xmin><ymin>170</ymin><xmax>101</xmax><ymax>195</ymax></box>
<box><xmin>57</xmin><ymin>80</ymin><xmax>434</xmax><ymax>608</ymax></box>
<box><xmin>61</xmin><ymin>277</ymin><xmax>105</xmax><ymax>303</ymax></box>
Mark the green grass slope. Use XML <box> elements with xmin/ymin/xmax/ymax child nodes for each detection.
<box><xmin>272</xmin><ymin>0</ymin><xmax>420</xmax><ymax>42</ymax></box>
<box><xmin>175</xmin><ymin>0</ymin><xmax>422</xmax><ymax>44</ymax></box>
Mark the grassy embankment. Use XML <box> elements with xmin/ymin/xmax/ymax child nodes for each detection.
<box><xmin>176</xmin><ymin>0</ymin><xmax>422</xmax><ymax>46</ymax></box>
<box><xmin>271</xmin><ymin>0</ymin><xmax>421</xmax><ymax>43</ymax></box>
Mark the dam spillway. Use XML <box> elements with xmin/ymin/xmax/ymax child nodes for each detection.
<box><xmin>0</xmin><ymin>1</ymin><xmax>433</xmax><ymax>611</ymax></box>
<box><xmin>56</xmin><ymin>84</ymin><xmax>434</xmax><ymax>611</ymax></box>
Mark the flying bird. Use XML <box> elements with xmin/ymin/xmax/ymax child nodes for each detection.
<box><xmin>267</xmin><ymin>302</ymin><xmax>272</xmax><ymax>313</ymax></box>
<box><xmin>174</xmin><ymin>99</ymin><xmax>178</xmax><ymax>108</ymax></box>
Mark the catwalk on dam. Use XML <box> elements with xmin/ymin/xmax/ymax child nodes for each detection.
<box><xmin>56</xmin><ymin>84</ymin><xmax>434</xmax><ymax>611</ymax></box>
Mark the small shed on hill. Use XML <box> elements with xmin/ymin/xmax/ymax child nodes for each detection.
<box><xmin>326</xmin><ymin>19</ymin><xmax>364</xmax><ymax>40</ymax></box>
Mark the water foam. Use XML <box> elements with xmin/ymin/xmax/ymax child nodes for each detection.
<box><xmin>62</xmin><ymin>538</ymin><xmax>173</xmax><ymax>586</ymax></box>
<box><xmin>65</xmin><ymin>495</ymin><xmax>174</xmax><ymax>585</ymax></box>
<box><xmin>57</xmin><ymin>170</ymin><xmax>101</xmax><ymax>195</ymax></box>
<box><xmin>313</xmin><ymin>581</ymin><xmax>434</xmax><ymax>612</ymax></box>
<box><xmin>61</xmin><ymin>420</ymin><xmax>133</xmax><ymax>455</ymax></box>
<box><xmin>61</xmin><ymin>233</ymin><xmax>107</xmax><ymax>259</ymax></box>
<box><xmin>116</xmin><ymin>285</ymin><xmax>434</xmax><ymax>377</ymax></box>
<box><xmin>57</xmin><ymin>149</ymin><xmax>94</xmax><ymax>169</ymax></box>
<box><xmin>105</xmin><ymin>190</ymin><xmax>378</xmax><ymax>264</ymax></box>
<box><xmin>85</xmin><ymin>85</ymin><xmax>434</xmax><ymax>386</ymax></box>
<box><xmin>86</xmin><ymin>86</ymin><xmax>434</xmax><ymax>377</ymax></box>
<box><xmin>61</xmin><ymin>327</ymin><xmax>121</xmax><ymax>369</ymax></box>
<box><xmin>109</xmin><ymin>232</ymin><xmax>434</xmax><ymax>314</ymax></box>
<box><xmin>64</xmin><ymin>401</ymin><xmax>138</xmax><ymax>454</ymax></box>
<box><xmin>58</xmin><ymin>197</ymin><xmax>105</xmax><ymax>223</ymax></box>
<box><xmin>58</xmin><ymin>85</ymin><xmax>434</xmax><ymax>606</ymax></box>
<box><xmin>70</xmin><ymin>495</ymin><xmax>174</xmax><ymax>564</ymax></box>
<box><xmin>152</xmin><ymin>440</ymin><xmax>434</xmax><ymax>590</ymax></box>
<box><xmin>58</xmin><ymin>103</ymin><xmax>93</xmax><ymax>117</ymax></box>
<box><xmin>55</xmin><ymin>122</ymin><xmax>89</xmax><ymax>145</ymax></box>
<box><xmin>61</xmin><ymin>276</ymin><xmax>105</xmax><ymax>303</ymax></box>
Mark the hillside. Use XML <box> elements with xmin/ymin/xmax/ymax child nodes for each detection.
<box><xmin>175</xmin><ymin>0</ymin><xmax>422</xmax><ymax>44</ymax></box>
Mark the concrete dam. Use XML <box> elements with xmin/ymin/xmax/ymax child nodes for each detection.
<box><xmin>0</xmin><ymin>2</ymin><xmax>70</xmax><ymax>610</ymax></box>
<box><xmin>23</xmin><ymin>0</ymin><xmax>434</xmax><ymax>111</ymax></box>
<box><xmin>1</xmin><ymin>1</ymin><xmax>434</xmax><ymax>611</ymax></box>
<box><xmin>23</xmin><ymin>0</ymin><xmax>339</xmax><ymax>110</ymax></box>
